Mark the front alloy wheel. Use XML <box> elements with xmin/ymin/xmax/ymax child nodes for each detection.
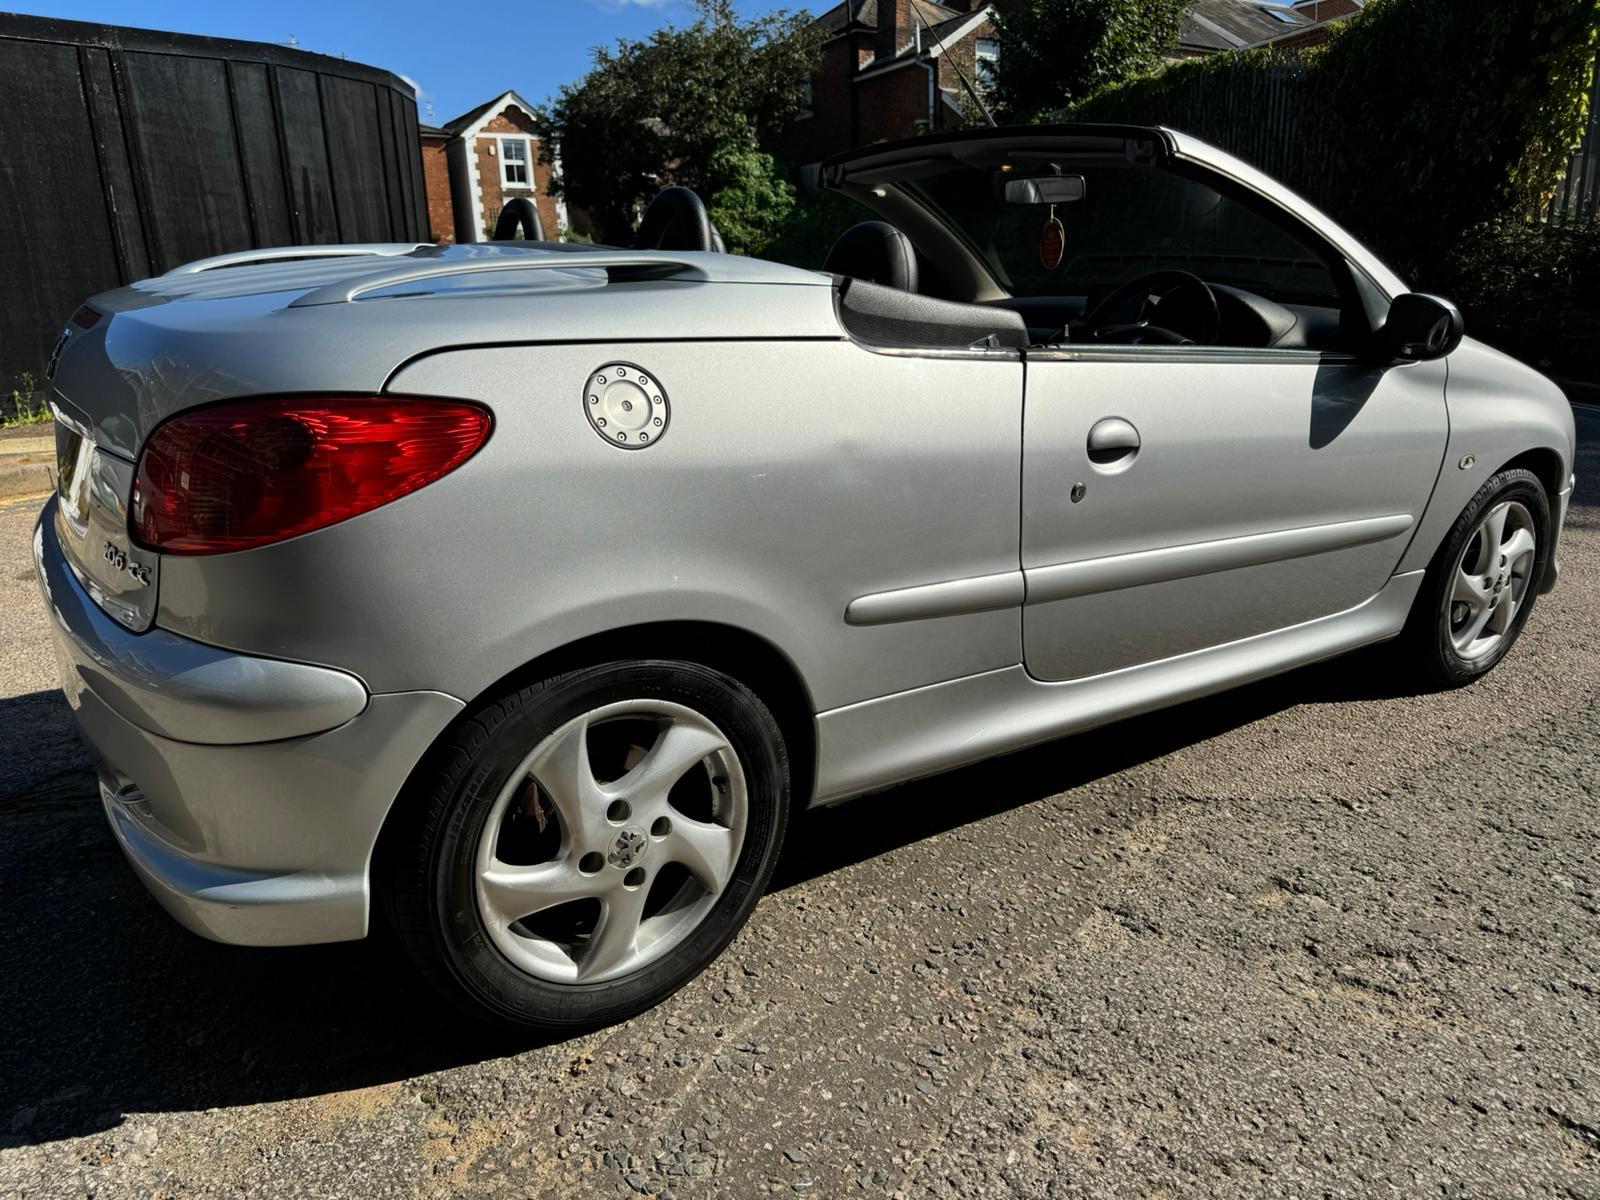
<box><xmin>383</xmin><ymin>661</ymin><xmax>789</xmax><ymax>1032</ymax></box>
<box><xmin>1445</xmin><ymin>499</ymin><xmax>1537</xmax><ymax>661</ymax></box>
<box><xmin>1405</xmin><ymin>467</ymin><xmax>1549</xmax><ymax>687</ymax></box>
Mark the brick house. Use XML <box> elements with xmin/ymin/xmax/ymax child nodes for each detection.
<box><xmin>779</xmin><ymin>0</ymin><xmax>1362</xmax><ymax>167</ymax></box>
<box><xmin>418</xmin><ymin>90</ymin><xmax>564</xmax><ymax>243</ymax></box>
<box><xmin>418</xmin><ymin>123</ymin><xmax>455</xmax><ymax>242</ymax></box>
<box><xmin>777</xmin><ymin>1</ymin><xmax>1008</xmax><ymax>168</ymax></box>
<box><xmin>1178</xmin><ymin>0</ymin><xmax>1362</xmax><ymax>57</ymax></box>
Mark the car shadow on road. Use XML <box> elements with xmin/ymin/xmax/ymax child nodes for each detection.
<box><xmin>0</xmin><ymin>648</ymin><xmax>1418</xmax><ymax>1147</ymax></box>
<box><xmin>773</xmin><ymin>644</ymin><xmax>1417</xmax><ymax>889</ymax></box>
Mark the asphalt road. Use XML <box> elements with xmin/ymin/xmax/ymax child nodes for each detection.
<box><xmin>2</xmin><ymin>411</ymin><xmax>1597</xmax><ymax>1199</ymax></box>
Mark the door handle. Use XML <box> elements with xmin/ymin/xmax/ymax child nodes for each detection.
<box><xmin>1087</xmin><ymin>417</ymin><xmax>1140</xmax><ymax>467</ymax></box>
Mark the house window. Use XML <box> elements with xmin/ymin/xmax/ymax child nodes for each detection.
<box><xmin>975</xmin><ymin>38</ymin><xmax>999</xmax><ymax>91</ymax></box>
<box><xmin>796</xmin><ymin>74</ymin><xmax>814</xmax><ymax>120</ymax></box>
<box><xmin>499</xmin><ymin>136</ymin><xmax>531</xmax><ymax>187</ymax></box>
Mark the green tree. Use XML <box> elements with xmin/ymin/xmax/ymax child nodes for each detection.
<box><xmin>704</xmin><ymin>133</ymin><xmax>796</xmax><ymax>256</ymax></box>
<box><xmin>537</xmin><ymin>0</ymin><xmax>819</xmax><ymax>246</ymax></box>
<box><xmin>989</xmin><ymin>0</ymin><xmax>1185</xmax><ymax>122</ymax></box>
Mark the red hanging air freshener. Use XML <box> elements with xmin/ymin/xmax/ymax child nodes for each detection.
<box><xmin>1039</xmin><ymin>204</ymin><xmax>1064</xmax><ymax>270</ymax></box>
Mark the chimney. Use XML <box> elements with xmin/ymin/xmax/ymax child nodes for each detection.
<box><xmin>875</xmin><ymin>0</ymin><xmax>912</xmax><ymax>63</ymax></box>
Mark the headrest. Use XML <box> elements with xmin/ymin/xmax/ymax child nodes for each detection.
<box><xmin>823</xmin><ymin>221</ymin><xmax>919</xmax><ymax>292</ymax></box>
<box><xmin>635</xmin><ymin>187</ymin><xmax>714</xmax><ymax>253</ymax></box>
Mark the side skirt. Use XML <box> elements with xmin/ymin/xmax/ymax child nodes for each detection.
<box><xmin>810</xmin><ymin>570</ymin><xmax>1424</xmax><ymax>805</ymax></box>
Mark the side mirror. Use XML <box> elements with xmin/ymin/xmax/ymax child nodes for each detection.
<box><xmin>1382</xmin><ymin>293</ymin><xmax>1464</xmax><ymax>361</ymax></box>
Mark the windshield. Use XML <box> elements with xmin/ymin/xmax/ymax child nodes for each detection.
<box><xmin>903</xmin><ymin>162</ymin><xmax>1342</xmax><ymax>308</ymax></box>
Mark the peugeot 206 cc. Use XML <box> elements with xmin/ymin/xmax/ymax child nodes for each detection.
<box><xmin>35</xmin><ymin>125</ymin><xmax>1576</xmax><ymax>1030</ymax></box>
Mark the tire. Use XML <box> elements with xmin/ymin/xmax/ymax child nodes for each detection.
<box><xmin>381</xmin><ymin>660</ymin><xmax>789</xmax><ymax>1032</ymax></box>
<box><xmin>1401</xmin><ymin>467</ymin><xmax>1550</xmax><ymax>688</ymax></box>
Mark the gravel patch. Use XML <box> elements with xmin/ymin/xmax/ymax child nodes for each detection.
<box><xmin>1</xmin><ymin>415</ymin><xmax>1595</xmax><ymax>1198</ymax></box>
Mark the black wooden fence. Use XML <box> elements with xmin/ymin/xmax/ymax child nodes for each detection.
<box><xmin>0</xmin><ymin>13</ymin><xmax>429</xmax><ymax>412</ymax></box>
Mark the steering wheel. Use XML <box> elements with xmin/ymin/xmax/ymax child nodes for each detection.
<box><xmin>1083</xmin><ymin>269</ymin><xmax>1220</xmax><ymax>346</ymax></box>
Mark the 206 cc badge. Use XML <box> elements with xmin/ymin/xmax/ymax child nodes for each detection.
<box><xmin>102</xmin><ymin>540</ymin><xmax>152</xmax><ymax>586</ymax></box>
<box><xmin>583</xmin><ymin>363</ymin><xmax>670</xmax><ymax>449</ymax></box>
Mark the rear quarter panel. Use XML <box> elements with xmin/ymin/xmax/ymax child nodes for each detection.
<box><xmin>153</xmin><ymin>339</ymin><xmax>1026</xmax><ymax>712</ymax></box>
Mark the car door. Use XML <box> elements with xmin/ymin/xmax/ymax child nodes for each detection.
<box><xmin>1019</xmin><ymin>168</ymin><xmax>1448</xmax><ymax>682</ymax></box>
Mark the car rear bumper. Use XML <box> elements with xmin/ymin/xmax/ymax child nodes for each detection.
<box><xmin>34</xmin><ymin>497</ymin><xmax>464</xmax><ymax>945</ymax></box>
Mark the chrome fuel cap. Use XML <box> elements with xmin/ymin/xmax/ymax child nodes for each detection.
<box><xmin>584</xmin><ymin>363</ymin><xmax>669</xmax><ymax>449</ymax></box>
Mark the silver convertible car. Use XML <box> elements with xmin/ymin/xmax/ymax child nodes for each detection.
<box><xmin>35</xmin><ymin>125</ymin><xmax>1575</xmax><ymax>1030</ymax></box>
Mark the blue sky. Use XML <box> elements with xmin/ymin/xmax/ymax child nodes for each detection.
<box><xmin>9</xmin><ymin>0</ymin><xmax>807</xmax><ymax>124</ymax></box>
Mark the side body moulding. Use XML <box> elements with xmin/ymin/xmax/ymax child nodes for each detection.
<box><xmin>816</xmin><ymin>569</ymin><xmax>1426</xmax><ymax>804</ymax></box>
<box><xmin>845</xmin><ymin>571</ymin><xmax>1023</xmax><ymax>625</ymax></box>
<box><xmin>844</xmin><ymin>514</ymin><xmax>1417</xmax><ymax>623</ymax></box>
<box><xmin>1025</xmin><ymin>514</ymin><xmax>1416</xmax><ymax>603</ymax></box>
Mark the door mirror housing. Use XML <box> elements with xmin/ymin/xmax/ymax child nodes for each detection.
<box><xmin>1382</xmin><ymin>293</ymin><xmax>1464</xmax><ymax>361</ymax></box>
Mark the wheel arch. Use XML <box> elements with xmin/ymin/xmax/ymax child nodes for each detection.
<box><xmin>380</xmin><ymin>619</ymin><xmax>819</xmax><ymax>840</ymax></box>
<box><xmin>497</xmin><ymin>621</ymin><xmax>815</xmax><ymax>807</ymax></box>
<box><xmin>1495</xmin><ymin>446</ymin><xmax>1567</xmax><ymax>501</ymax></box>
<box><xmin>1402</xmin><ymin>442</ymin><xmax>1568</xmax><ymax>579</ymax></box>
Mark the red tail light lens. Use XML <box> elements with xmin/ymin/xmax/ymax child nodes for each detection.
<box><xmin>131</xmin><ymin>395</ymin><xmax>491</xmax><ymax>554</ymax></box>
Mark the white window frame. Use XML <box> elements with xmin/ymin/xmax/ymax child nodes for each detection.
<box><xmin>975</xmin><ymin>38</ymin><xmax>999</xmax><ymax>92</ymax></box>
<box><xmin>497</xmin><ymin>134</ymin><xmax>534</xmax><ymax>189</ymax></box>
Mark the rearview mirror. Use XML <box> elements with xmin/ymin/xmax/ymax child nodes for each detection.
<box><xmin>1382</xmin><ymin>293</ymin><xmax>1464</xmax><ymax>361</ymax></box>
<box><xmin>1004</xmin><ymin>175</ymin><xmax>1086</xmax><ymax>205</ymax></box>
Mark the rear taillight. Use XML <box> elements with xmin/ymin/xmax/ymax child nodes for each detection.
<box><xmin>131</xmin><ymin>395</ymin><xmax>491</xmax><ymax>554</ymax></box>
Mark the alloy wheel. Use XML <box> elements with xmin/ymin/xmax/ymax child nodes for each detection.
<box><xmin>474</xmin><ymin>699</ymin><xmax>747</xmax><ymax>984</ymax></box>
<box><xmin>1446</xmin><ymin>499</ymin><xmax>1537</xmax><ymax>661</ymax></box>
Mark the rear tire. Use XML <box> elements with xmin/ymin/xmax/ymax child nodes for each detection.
<box><xmin>381</xmin><ymin>660</ymin><xmax>789</xmax><ymax>1032</ymax></box>
<box><xmin>1401</xmin><ymin>468</ymin><xmax>1549</xmax><ymax>688</ymax></box>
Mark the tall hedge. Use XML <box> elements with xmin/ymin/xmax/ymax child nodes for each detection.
<box><xmin>1072</xmin><ymin>0</ymin><xmax>1600</xmax><ymax>283</ymax></box>
<box><xmin>1446</xmin><ymin>218</ymin><xmax>1600</xmax><ymax>379</ymax></box>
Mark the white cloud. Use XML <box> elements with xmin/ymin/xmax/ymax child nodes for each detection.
<box><xmin>398</xmin><ymin>73</ymin><xmax>426</xmax><ymax>100</ymax></box>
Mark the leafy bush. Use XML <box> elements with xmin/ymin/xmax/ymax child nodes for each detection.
<box><xmin>2</xmin><ymin>371</ymin><xmax>47</xmax><ymax>428</ymax></box>
<box><xmin>757</xmin><ymin>188</ymin><xmax>873</xmax><ymax>271</ymax></box>
<box><xmin>1444</xmin><ymin>219</ymin><xmax>1600</xmax><ymax>383</ymax></box>
<box><xmin>1302</xmin><ymin>0</ymin><xmax>1598</xmax><ymax>273</ymax></box>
